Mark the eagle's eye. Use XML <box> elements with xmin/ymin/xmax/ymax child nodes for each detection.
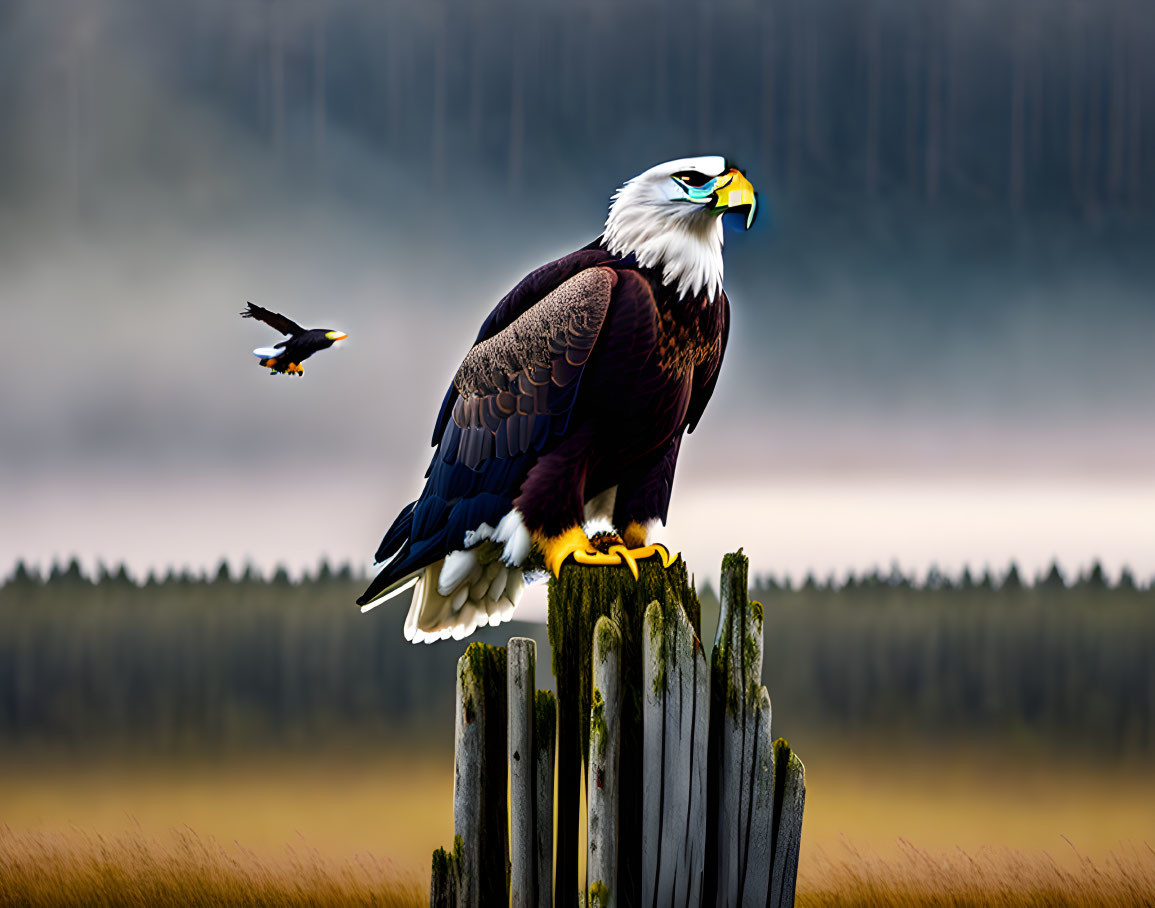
<box><xmin>673</xmin><ymin>171</ymin><xmax>710</xmax><ymax>188</ymax></box>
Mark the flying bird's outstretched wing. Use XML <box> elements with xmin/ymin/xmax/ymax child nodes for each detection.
<box><xmin>240</xmin><ymin>302</ymin><xmax>304</xmax><ymax>336</ymax></box>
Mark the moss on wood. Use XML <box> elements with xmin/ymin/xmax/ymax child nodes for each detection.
<box><xmin>547</xmin><ymin>556</ymin><xmax>699</xmax><ymax>908</ymax></box>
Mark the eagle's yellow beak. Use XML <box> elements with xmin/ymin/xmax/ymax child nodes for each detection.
<box><xmin>712</xmin><ymin>169</ymin><xmax>757</xmax><ymax>229</ymax></box>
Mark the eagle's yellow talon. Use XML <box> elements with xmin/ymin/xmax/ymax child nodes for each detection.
<box><xmin>607</xmin><ymin>544</ymin><xmax>639</xmax><ymax>579</ymax></box>
<box><xmin>633</xmin><ymin>543</ymin><xmax>678</xmax><ymax>568</ymax></box>
<box><xmin>537</xmin><ymin>527</ymin><xmax>677</xmax><ymax>579</ymax></box>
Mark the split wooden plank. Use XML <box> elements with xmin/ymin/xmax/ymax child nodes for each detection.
<box><xmin>683</xmin><ymin>636</ymin><xmax>710</xmax><ymax>908</ymax></box>
<box><xmin>708</xmin><ymin>550</ymin><xmax>766</xmax><ymax>908</ymax></box>
<box><xmin>534</xmin><ymin>689</ymin><xmax>556</xmax><ymax>908</ymax></box>
<box><xmin>769</xmin><ymin>739</ymin><xmax>806</xmax><ymax>908</ymax></box>
<box><xmin>549</xmin><ymin>562</ymin><xmax>703</xmax><ymax>908</ymax></box>
<box><xmin>587</xmin><ymin>616</ymin><xmax>622</xmax><ymax>908</ymax></box>
<box><xmin>430</xmin><ymin>838</ymin><xmax>460</xmax><ymax>908</ymax></box>
<box><xmin>641</xmin><ymin>601</ymin><xmax>664</xmax><ymax>908</ymax></box>
<box><xmin>643</xmin><ymin>597</ymin><xmax>709</xmax><ymax>908</ymax></box>
<box><xmin>741</xmin><ymin>687</ymin><xmax>775</xmax><ymax>905</ymax></box>
<box><xmin>508</xmin><ymin>637</ymin><xmax>536</xmax><ymax>908</ymax></box>
<box><xmin>452</xmin><ymin>642</ymin><xmax>509</xmax><ymax>908</ymax></box>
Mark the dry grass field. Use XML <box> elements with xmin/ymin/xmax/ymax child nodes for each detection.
<box><xmin>2</xmin><ymin>741</ymin><xmax>1153</xmax><ymax>905</ymax></box>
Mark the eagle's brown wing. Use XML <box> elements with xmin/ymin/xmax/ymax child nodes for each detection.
<box><xmin>359</xmin><ymin>265</ymin><xmax>617</xmax><ymax>603</ymax></box>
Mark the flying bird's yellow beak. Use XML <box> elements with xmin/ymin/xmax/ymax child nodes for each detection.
<box><xmin>712</xmin><ymin>169</ymin><xmax>757</xmax><ymax>229</ymax></box>
<box><xmin>325</xmin><ymin>331</ymin><xmax>349</xmax><ymax>341</ymax></box>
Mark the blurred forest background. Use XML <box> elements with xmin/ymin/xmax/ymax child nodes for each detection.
<box><xmin>3</xmin><ymin>561</ymin><xmax>1151</xmax><ymax>758</ymax></box>
<box><xmin>6</xmin><ymin>0</ymin><xmax>1153</xmax><ymax>219</ymax></box>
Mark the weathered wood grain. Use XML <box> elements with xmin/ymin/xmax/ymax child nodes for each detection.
<box><xmin>587</xmin><ymin>616</ymin><xmax>622</xmax><ymax>908</ymax></box>
<box><xmin>707</xmin><ymin>550</ymin><xmax>774</xmax><ymax>908</ymax></box>
<box><xmin>549</xmin><ymin>559</ymin><xmax>701</xmax><ymax>908</ymax></box>
<box><xmin>741</xmin><ymin>687</ymin><xmax>775</xmax><ymax>905</ymax></box>
<box><xmin>642</xmin><ymin>595</ymin><xmax>709</xmax><ymax>908</ymax></box>
<box><xmin>534</xmin><ymin>689</ymin><xmax>556</xmax><ymax>908</ymax></box>
<box><xmin>508</xmin><ymin>638</ymin><xmax>536</xmax><ymax>908</ymax></box>
<box><xmin>428</xmin><ymin>552</ymin><xmax>805</xmax><ymax>908</ymax></box>
<box><xmin>430</xmin><ymin>838</ymin><xmax>461</xmax><ymax>908</ymax></box>
<box><xmin>769</xmin><ymin>739</ymin><xmax>806</xmax><ymax>908</ymax></box>
<box><xmin>451</xmin><ymin>643</ymin><xmax>508</xmax><ymax>908</ymax></box>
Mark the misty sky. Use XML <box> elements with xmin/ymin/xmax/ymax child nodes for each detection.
<box><xmin>2</xmin><ymin>0</ymin><xmax>1153</xmax><ymax>595</ymax></box>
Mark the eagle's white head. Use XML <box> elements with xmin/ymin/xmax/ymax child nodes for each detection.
<box><xmin>603</xmin><ymin>155</ymin><xmax>757</xmax><ymax>301</ymax></box>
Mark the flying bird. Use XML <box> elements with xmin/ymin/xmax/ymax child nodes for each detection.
<box><xmin>360</xmin><ymin>156</ymin><xmax>756</xmax><ymax>642</ymax></box>
<box><xmin>241</xmin><ymin>302</ymin><xmax>348</xmax><ymax>375</ymax></box>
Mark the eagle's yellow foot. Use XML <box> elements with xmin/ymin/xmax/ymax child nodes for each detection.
<box><xmin>621</xmin><ymin>522</ymin><xmax>679</xmax><ymax>568</ymax></box>
<box><xmin>624</xmin><ymin>543</ymin><xmax>679</xmax><ymax>569</ymax></box>
<box><xmin>537</xmin><ymin>526</ymin><xmax>638</xmax><ymax>579</ymax></box>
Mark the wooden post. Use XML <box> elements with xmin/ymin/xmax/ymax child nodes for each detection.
<box><xmin>509</xmin><ymin>638</ymin><xmax>536</xmax><ymax>907</ymax></box>
<box><xmin>452</xmin><ymin>643</ymin><xmax>509</xmax><ymax>907</ymax></box>
<box><xmin>548</xmin><ymin>559</ymin><xmax>701</xmax><ymax>908</ymax></box>
<box><xmin>769</xmin><ymin>739</ymin><xmax>807</xmax><ymax>908</ymax></box>
<box><xmin>705</xmin><ymin>549</ymin><xmax>786</xmax><ymax>906</ymax></box>
<box><xmin>430</xmin><ymin>838</ymin><xmax>461</xmax><ymax>908</ymax></box>
<box><xmin>430</xmin><ymin>553</ymin><xmax>805</xmax><ymax>908</ymax></box>
<box><xmin>534</xmin><ymin>690</ymin><xmax>556</xmax><ymax>908</ymax></box>
<box><xmin>587</xmin><ymin>616</ymin><xmax>622</xmax><ymax>907</ymax></box>
<box><xmin>641</xmin><ymin>597</ymin><xmax>709</xmax><ymax>907</ymax></box>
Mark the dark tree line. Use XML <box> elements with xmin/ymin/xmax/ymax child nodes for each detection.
<box><xmin>0</xmin><ymin>565</ymin><xmax>1152</xmax><ymax>756</ymax></box>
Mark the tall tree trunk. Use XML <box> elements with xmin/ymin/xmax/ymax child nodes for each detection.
<box><xmin>804</xmin><ymin>4</ymin><xmax>823</xmax><ymax>164</ymax></box>
<box><xmin>1009</xmin><ymin>15</ymin><xmax>1025</xmax><ymax>212</ymax></box>
<box><xmin>1068</xmin><ymin>10</ymin><xmax>1084</xmax><ymax>203</ymax></box>
<box><xmin>508</xmin><ymin>41</ymin><xmax>525</xmax><ymax>190</ymax></box>
<box><xmin>313</xmin><ymin>5</ymin><xmax>327</xmax><ymax>172</ymax></box>
<box><xmin>787</xmin><ymin>0</ymin><xmax>804</xmax><ymax>194</ymax></box>
<box><xmin>385</xmin><ymin>18</ymin><xmax>402</xmax><ymax>150</ymax></box>
<box><xmin>697</xmin><ymin>0</ymin><xmax>713</xmax><ymax>151</ymax></box>
<box><xmin>1084</xmin><ymin>29</ymin><xmax>1102</xmax><ymax>222</ymax></box>
<box><xmin>654</xmin><ymin>17</ymin><xmax>668</xmax><ymax>124</ymax></box>
<box><xmin>905</xmin><ymin>15</ymin><xmax>920</xmax><ymax>194</ymax></box>
<box><xmin>1007</xmin><ymin>52</ymin><xmax>1025</xmax><ymax>213</ymax></box>
<box><xmin>468</xmin><ymin>0</ymin><xmax>485</xmax><ymax>148</ymax></box>
<box><xmin>1108</xmin><ymin>17</ymin><xmax>1127</xmax><ymax>202</ymax></box>
<box><xmin>925</xmin><ymin>8</ymin><xmax>942</xmax><ymax>205</ymax></box>
<box><xmin>760</xmin><ymin>5</ymin><xmax>775</xmax><ymax>182</ymax></box>
<box><xmin>944</xmin><ymin>3</ymin><xmax>960</xmax><ymax>188</ymax></box>
<box><xmin>1127</xmin><ymin>33</ymin><xmax>1143</xmax><ymax>209</ymax></box>
<box><xmin>432</xmin><ymin>8</ymin><xmax>448</xmax><ymax>189</ymax></box>
<box><xmin>66</xmin><ymin>47</ymin><xmax>83</xmax><ymax>218</ymax></box>
<box><xmin>269</xmin><ymin>0</ymin><xmax>285</xmax><ymax>157</ymax></box>
<box><xmin>1029</xmin><ymin>40</ymin><xmax>1044</xmax><ymax>168</ymax></box>
<box><xmin>865</xmin><ymin>0</ymin><xmax>881</xmax><ymax>196</ymax></box>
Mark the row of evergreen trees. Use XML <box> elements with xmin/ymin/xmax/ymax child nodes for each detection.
<box><xmin>6</xmin><ymin>556</ymin><xmax>1149</xmax><ymax>594</ymax></box>
<box><xmin>1</xmin><ymin>563</ymin><xmax>1151</xmax><ymax>755</ymax></box>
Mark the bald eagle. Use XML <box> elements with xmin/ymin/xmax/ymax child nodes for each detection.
<box><xmin>241</xmin><ymin>302</ymin><xmax>348</xmax><ymax>375</ymax></box>
<box><xmin>360</xmin><ymin>156</ymin><xmax>756</xmax><ymax>642</ymax></box>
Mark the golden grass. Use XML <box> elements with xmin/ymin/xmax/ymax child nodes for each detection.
<box><xmin>0</xmin><ymin>825</ymin><xmax>424</xmax><ymax>907</ymax></box>
<box><xmin>1</xmin><ymin>744</ymin><xmax>1153</xmax><ymax>905</ymax></box>
<box><xmin>2</xmin><ymin>826</ymin><xmax>1153</xmax><ymax>907</ymax></box>
<box><xmin>799</xmin><ymin>840</ymin><xmax>1155</xmax><ymax>907</ymax></box>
